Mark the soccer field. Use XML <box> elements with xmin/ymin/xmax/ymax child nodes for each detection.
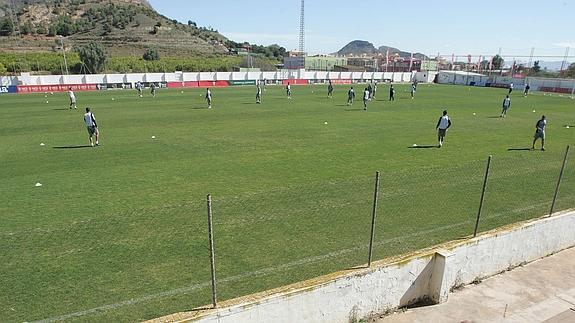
<box><xmin>1</xmin><ymin>84</ymin><xmax>574</xmax><ymax>322</ymax></box>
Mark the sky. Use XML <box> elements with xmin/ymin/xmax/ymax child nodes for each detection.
<box><xmin>149</xmin><ymin>0</ymin><xmax>575</xmax><ymax>61</ymax></box>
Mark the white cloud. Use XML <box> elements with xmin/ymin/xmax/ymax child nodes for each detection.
<box><xmin>553</xmin><ymin>42</ymin><xmax>575</xmax><ymax>48</ymax></box>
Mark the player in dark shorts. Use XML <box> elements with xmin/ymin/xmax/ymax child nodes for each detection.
<box><xmin>436</xmin><ymin>110</ymin><xmax>452</xmax><ymax>148</ymax></box>
<box><xmin>327</xmin><ymin>81</ymin><xmax>334</xmax><ymax>98</ymax></box>
<box><xmin>150</xmin><ymin>83</ymin><xmax>157</xmax><ymax>98</ymax></box>
<box><xmin>532</xmin><ymin>115</ymin><xmax>547</xmax><ymax>151</ymax></box>
<box><xmin>524</xmin><ymin>83</ymin><xmax>531</xmax><ymax>97</ymax></box>
<box><xmin>389</xmin><ymin>84</ymin><xmax>395</xmax><ymax>101</ymax></box>
<box><xmin>256</xmin><ymin>83</ymin><xmax>262</xmax><ymax>104</ymax></box>
<box><xmin>347</xmin><ymin>86</ymin><xmax>355</xmax><ymax>105</ymax></box>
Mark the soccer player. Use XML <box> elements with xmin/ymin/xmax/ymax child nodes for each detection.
<box><xmin>372</xmin><ymin>82</ymin><xmax>378</xmax><ymax>99</ymax></box>
<box><xmin>508</xmin><ymin>82</ymin><xmax>514</xmax><ymax>94</ymax></box>
<box><xmin>500</xmin><ymin>95</ymin><xmax>511</xmax><ymax>117</ymax></box>
<box><xmin>83</xmin><ymin>107</ymin><xmax>99</xmax><ymax>147</ymax></box>
<box><xmin>363</xmin><ymin>87</ymin><xmax>370</xmax><ymax>110</ymax></box>
<box><xmin>135</xmin><ymin>81</ymin><xmax>143</xmax><ymax>98</ymax></box>
<box><xmin>436</xmin><ymin>110</ymin><xmax>452</xmax><ymax>148</ymax></box>
<box><xmin>205</xmin><ymin>88</ymin><xmax>212</xmax><ymax>109</ymax></box>
<box><xmin>367</xmin><ymin>83</ymin><xmax>373</xmax><ymax>101</ymax></box>
<box><xmin>524</xmin><ymin>83</ymin><xmax>531</xmax><ymax>97</ymax></box>
<box><xmin>532</xmin><ymin>115</ymin><xmax>547</xmax><ymax>151</ymax></box>
<box><xmin>327</xmin><ymin>80</ymin><xmax>334</xmax><ymax>98</ymax></box>
<box><xmin>347</xmin><ymin>86</ymin><xmax>355</xmax><ymax>105</ymax></box>
<box><xmin>150</xmin><ymin>83</ymin><xmax>157</xmax><ymax>98</ymax></box>
<box><xmin>389</xmin><ymin>84</ymin><xmax>395</xmax><ymax>101</ymax></box>
<box><xmin>256</xmin><ymin>83</ymin><xmax>262</xmax><ymax>104</ymax></box>
<box><xmin>286</xmin><ymin>82</ymin><xmax>292</xmax><ymax>99</ymax></box>
<box><xmin>68</xmin><ymin>87</ymin><xmax>77</xmax><ymax>110</ymax></box>
<box><xmin>410</xmin><ymin>83</ymin><xmax>417</xmax><ymax>99</ymax></box>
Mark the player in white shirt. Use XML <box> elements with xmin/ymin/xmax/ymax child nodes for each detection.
<box><xmin>508</xmin><ymin>82</ymin><xmax>514</xmax><ymax>94</ymax></box>
<box><xmin>136</xmin><ymin>81</ymin><xmax>143</xmax><ymax>98</ymax></box>
<box><xmin>83</xmin><ymin>107</ymin><xmax>99</xmax><ymax>147</ymax></box>
<box><xmin>256</xmin><ymin>83</ymin><xmax>262</xmax><ymax>104</ymax></box>
<box><xmin>68</xmin><ymin>88</ymin><xmax>77</xmax><ymax>110</ymax></box>
<box><xmin>532</xmin><ymin>115</ymin><xmax>547</xmax><ymax>151</ymax></box>
<box><xmin>286</xmin><ymin>82</ymin><xmax>292</xmax><ymax>99</ymax></box>
<box><xmin>363</xmin><ymin>87</ymin><xmax>370</xmax><ymax>110</ymax></box>
<box><xmin>500</xmin><ymin>95</ymin><xmax>511</xmax><ymax>117</ymax></box>
<box><xmin>205</xmin><ymin>88</ymin><xmax>212</xmax><ymax>109</ymax></box>
<box><xmin>435</xmin><ymin>110</ymin><xmax>452</xmax><ymax>148</ymax></box>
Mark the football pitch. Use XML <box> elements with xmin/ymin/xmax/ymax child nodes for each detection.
<box><xmin>1</xmin><ymin>84</ymin><xmax>574</xmax><ymax>322</ymax></box>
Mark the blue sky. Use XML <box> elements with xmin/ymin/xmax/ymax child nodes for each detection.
<box><xmin>149</xmin><ymin>0</ymin><xmax>574</xmax><ymax>60</ymax></box>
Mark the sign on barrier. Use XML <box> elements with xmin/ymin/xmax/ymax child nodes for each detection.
<box><xmin>0</xmin><ymin>85</ymin><xmax>17</xmax><ymax>94</ymax></box>
<box><xmin>17</xmin><ymin>84</ymin><xmax>97</xmax><ymax>93</ymax></box>
<box><xmin>228</xmin><ymin>80</ymin><xmax>256</xmax><ymax>86</ymax></box>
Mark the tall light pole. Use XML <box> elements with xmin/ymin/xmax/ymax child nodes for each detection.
<box><xmin>299</xmin><ymin>0</ymin><xmax>305</xmax><ymax>53</ymax></box>
<box><xmin>60</xmin><ymin>35</ymin><xmax>69</xmax><ymax>75</ymax></box>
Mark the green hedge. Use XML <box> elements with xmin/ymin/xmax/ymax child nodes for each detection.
<box><xmin>0</xmin><ymin>52</ymin><xmax>280</xmax><ymax>74</ymax></box>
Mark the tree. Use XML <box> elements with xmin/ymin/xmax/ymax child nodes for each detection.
<box><xmin>143</xmin><ymin>48</ymin><xmax>160</xmax><ymax>61</ymax></box>
<box><xmin>491</xmin><ymin>54</ymin><xmax>504</xmax><ymax>70</ymax></box>
<box><xmin>565</xmin><ymin>63</ymin><xmax>575</xmax><ymax>78</ymax></box>
<box><xmin>0</xmin><ymin>62</ymin><xmax>7</xmax><ymax>74</ymax></box>
<box><xmin>75</xmin><ymin>42</ymin><xmax>107</xmax><ymax>73</ymax></box>
<box><xmin>0</xmin><ymin>17</ymin><xmax>14</xmax><ymax>36</ymax></box>
<box><xmin>187</xmin><ymin>20</ymin><xmax>196</xmax><ymax>27</ymax></box>
<box><xmin>532</xmin><ymin>61</ymin><xmax>541</xmax><ymax>73</ymax></box>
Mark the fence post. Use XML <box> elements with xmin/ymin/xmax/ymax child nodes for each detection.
<box><xmin>474</xmin><ymin>155</ymin><xmax>492</xmax><ymax>237</ymax></box>
<box><xmin>206</xmin><ymin>194</ymin><xmax>218</xmax><ymax>308</ymax></box>
<box><xmin>368</xmin><ymin>171</ymin><xmax>381</xmax><ymax>267</ymax></box>
<box><xmin>550</xmin><ymin>145</ymin><xmax>571</xmax><ymax>216</ymax></box>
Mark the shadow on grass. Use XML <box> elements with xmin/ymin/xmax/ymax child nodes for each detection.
<box><xmin>409</xmin><ymin>145</ymin><xmax>437</xmax><ymax>149</ymax></box>
<box><xmin>188</xmin><ymin>306</ymin><xmax>214</xmax><ymax>312</ymax></box>
<box><xmin>190</xmin><ymin>107</ymin><xmax>209</xmax><ymax>110</ymax></box>
<box><xmin>487</xmin><ymin>116</ymin><xmax>503</xmax><ymax>119</ymax></box>
<box><xmin>52</xmin><ymin>108</ymin><xmax>70</xmax><ymax>111</ymax></box>
<box><xmin>53</xmin><ymin>145</ymin><xmax>93</xmax><ymax>149</ymax></box>
<box><xmin>508</xmin><ymin>148</ymin><xmax>532</xmax><ymax>151</ymax></box>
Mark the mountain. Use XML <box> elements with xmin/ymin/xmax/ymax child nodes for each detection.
<box><xmin>0</xmin><ymin>0</ymin><xmax>229</xmax><ymax>56</ymax></box>
<box><xmin>337</xmin><ymin>40</ymin><xmax>378</xmax><ymax>56</ymax></box>
<box><xmin>337</xmin><ymin>40</ymin><xmax>429</xmax><ymax>60</ymax></box>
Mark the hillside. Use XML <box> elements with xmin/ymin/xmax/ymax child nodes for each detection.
<box><xmin>0</xmin><ymin>0</ymin><xmax>229</xmax><ymax>56</ymax></box>
<box><xmin>337</xmin><ymin>40</ymin><xmax>428</xmax><ymax>60</ymax></box>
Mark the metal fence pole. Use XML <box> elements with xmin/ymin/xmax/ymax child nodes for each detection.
<box><xmin>368</xmin><ymin>171</ymin><xmax>381</xmax><ymax>267</ymax></box>
<box><xmin>474</xmin><ymin>156</ymin><xmax>492</xmax><ymax>237</ymax></box>
<box><xmin>550</xmin><ymin>145</ymin><xmax>571</xmax><ymax>216</ymax></box>
<box><xmin>206</xmin><ymin>194</ymin><xmax>218</xmax><ymax>308</ymax></box>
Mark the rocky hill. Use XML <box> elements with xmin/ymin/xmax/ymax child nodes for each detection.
<box><xmin>0</xmin><ymin>0</ymin><xmax>229</xmax><ymax>56</ymax></box>
<box><xmin>337</xmin><ymin>40</ymin><xmax>428</xmax><ymax>60</ymax></box>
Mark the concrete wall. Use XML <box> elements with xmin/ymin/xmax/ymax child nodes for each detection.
<box><xmin>438</xmin><ymin>71</ymin><xmax>575</xmax><ymax>94</ymax></box>
<box><xmin>153</xmin><ymin>210</ymin><xmax>575</xmax><ymax>323</ymax></box>
<box><xmin>0</xmin><ymin>71</ymin><xmax>416</xmax><ymax>87</ymax></box>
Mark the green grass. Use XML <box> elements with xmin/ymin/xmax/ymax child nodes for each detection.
<box><xmin>1</xmin><ymin>84</ymin><xmax>574</xmax><ymax>322</ymax></box>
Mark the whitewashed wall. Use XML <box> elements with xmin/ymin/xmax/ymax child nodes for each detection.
<box><xmin>152</xmin><ymin>210</ymin><xmax>575</xmax><ymax>323</ymax></box>
<box><xmin>1</xmin><ymin>71</ymin><xmax>417</xmax><ymax>87</ymax></box>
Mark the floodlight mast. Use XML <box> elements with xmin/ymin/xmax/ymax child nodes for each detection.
<box><xmin>299</xmin><ymin>0</ymin><xmax>305</xmax><ymax>53</ymax></box>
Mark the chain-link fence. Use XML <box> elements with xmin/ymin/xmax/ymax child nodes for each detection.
<box><xmin>203</xmin><ymin>146</ymin><xmax>573</xmax><ymax>310</ymax></box>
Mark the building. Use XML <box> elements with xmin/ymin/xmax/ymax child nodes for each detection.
<box><xmin>305</xmin><ymin>56</ymin><xmax>347</xmax><ymax>71</ymax></box>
